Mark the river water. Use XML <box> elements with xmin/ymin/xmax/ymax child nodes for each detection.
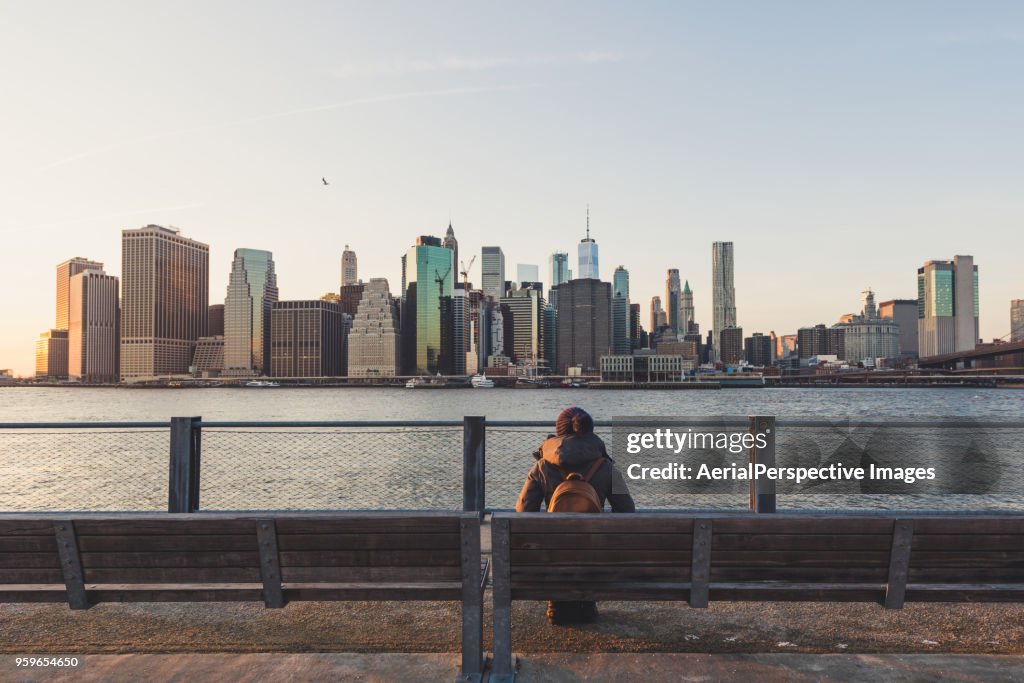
<box><xmin>1</xmin><ymin>386</ymin><xmax>1022</xmax><ymax>513</ymax></box>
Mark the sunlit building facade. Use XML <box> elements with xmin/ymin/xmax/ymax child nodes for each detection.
<box><xmin>120</xmin><ymin>225</ymin><xmax>209</xmax><ymax>380</ymax></box>
<box><xmin>917</xmin><ymin>256</ymin><xmax>979</xmax><ymax>357</ymax></box>
<box><xmin>1013</xmin><ymin>299</ymin><xmax>1024</xmax><ymax>343</ymax></box>
<box><xmin>404</xmin><ymin>240</ymin><xmax>455</xmax><ymax>374</ymax></box>
<box><xmin>341</xmin><ymin>245</ymin><xmax>358</xmax><ymax>287</ymax></box>
<box><xmin>347</xmin><ymin>278</ymin><xmax>400</xmax><ymax>377</ymax></box>
<box><xmin>68</xmin><ymin>269</ymin><xmax>119</xmax><ymax>383</ymax></box>
<box><xmin>35</xmin><ymin>329</ymin><xmax>68</xmax><ymax>379</ymax></box>
<box><xmin>56</xmin><ymin>257</ymin><xmax>104</xmax><ymax>330</ymax></box>
<box><xmin>224</xmin><ymin>248</ymin><xmax>278</xmax><ymax>377</ymax></box>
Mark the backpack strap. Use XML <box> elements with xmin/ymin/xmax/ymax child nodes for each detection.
<box><xmin>582</xmin><ymin>457</ymin><xmax>605</xmax><ymax>482</ymax></box>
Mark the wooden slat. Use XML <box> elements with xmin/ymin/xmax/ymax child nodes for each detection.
<box><xmin>73</xmin><ymin>519</ymin><xmax>258</xmax><ymax>536</ymax></box>
<box><xmin>0</xmin><ymin>520</ymin><xmax>60</xmax><ymax>535</ymax></box>
<box><xmin>0</xmin><ymin>586</ymin><xmax>69</xmax><ymax>603</ymax></box>
<box><xmin>77</xmin><ymin>535</ymin><xmax>256</xmax><ymax>553</ymax></box>
<box><xmin>0</xmin><ymin>536</ymin><xmax>59</xmax><ymax>553</ymax></box>
<box><xmin>507</xmin><ymin>516</ymin><xmax>694</xmax><ymax>534</ymax></box>
<box><xmin>83</xmin><ymin>567</ymin><xmax>262</xmax><ymax>583</ymax></box>
<box><xmin>257</xmin><ymin>520</ymin><xmax>284</xmax><ymax>608</ymax></box>
<box><xmin>281</xmin><ymin>566</ymin><xmax>462</xmax><ymax>582</ymax></box>
<box><xmin>711</xmin><ymin>567</ymin><xmax>887</xmax><ymax>582</ymax></box>
<box><xmin>511</xmin><ymin>533</ymin><xmax>691</xmax><ymax>551</ymax></box>
<box><xmin>885</xmin><ymin>519</ymin><xmax>914</xmax><ymax>609</ymax></box>
<box><xmin>711</xmin><ymin>583</ymin><xmax>884</xmax><ymax>603</ymax></box>
<box><xmin>0</xmin><ymin>569</ymin><xmax>65</xmax><ymax>583</ymax></box>
<box><xmin>689</xmin><ymin>519</ymin><xmax>711</xmax><ymax>608</ymax></box>
<box><xmin>278</xmin><ymin>550</ymin><xmax>460</xmax><ymax>567</ymax></box>
<box><xmin>53</xmin><ymin>521</ymin><xmax>88</xmax><ymax>610</ymax></box>
<box><xmin>912</xmin><ymin>518</ymin><xmax>1024</xmax><ymax>534</ymax></box>
<box><xmin>709</xmin><ymin>551</ymin><xmax>891</xmax><ymax>567</ymax></box>
<box><xmin>904</xmin><ymin>584</ymin><xmax>1024</xmax><ymax>602</ymax></box>
<box><xmin>910</xmin><ymin>568</ymin><xmax>1024</xmax><ymax>582</ymax></box>
<box><xmin>512</xmin><ymin>582</ymin><xmax>692</xmax><ymax>601</ymax></box>
<box><xmin>908</xmin><ymin>552</ymin><xmax>1024</xmax><ymax>568</ymax></box>
<box><xmin>711</xmin><ymin>517</ymin><xmax>896</xmax><ymax>535</ymax></box>
<box><xmin>510</xmin><ymin>549</ymin><xmax>689</xmax><ymax>565</ymax></box>
<box><xmin>277</xmin><ymin>533</ymin><xmax>460</xmax><ymax>551</ymax></box>
<box><xmin>713</xmin><ymin>534</ymin><xmax>892</xmax><ymax>551</ymax></box>
<box><xmin>79</xmin><ymin>552</ymin><xmax>259</xmax><ymax>569</ymax></box>
<box><xmin>912</xmin><ymin>535</ymin><xmax>1024</xmax><ymax>551</ymax></box>
<box><xmin>284</xmin><ymin>583</ymin><xmax>461</xmax><ymax>601</ymax></box>
<box><xmin>0</xmin><ymin>553</ymin><xmax>61</xmax><ymax>569</ymax></box>
<box><xmin>275</xmin><ymin>517</ymin><xmax>459</xmax><ymax>535</ymax></box>
<box><xmin>85</xmin><ymin>585</ymin><xmax>265</xmax><ymax>603</ymax></box>
<box><xmin>512</xmin><ymin>567</ymin><xmax>689</xmax><ymax>583</ymax></box>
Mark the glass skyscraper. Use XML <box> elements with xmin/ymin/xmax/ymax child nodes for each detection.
<box><xmin>224</xmin><ymin>248</ymin><xmax>278</xmax><ymax>376</ymax></box>
<box><xmin>404</xmin><ymin>241</ymin><xmax>455</xmax><ymax>374</ymax></box>
<box><xmin>917</xmin><ymin>255</ymin><xmax>979</xmax><ymax>356</ymax></box>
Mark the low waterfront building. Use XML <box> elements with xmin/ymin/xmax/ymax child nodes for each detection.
<box><xmin>798</xmin><ymin>324</ymin><xmax>845</xmax><ymax>360</ymax></box>
<box><xmin>833</xmin><ymin>290</ymin><xmax>901</xmax><ymax>365</ymax></box>
<box><xmin>35</xmin><ymin>329</ymin><xmax>68</xmax><ymax>379</ymax></box>
<box><xmin>599</xmin><ymin>354</ymin><xmax>689</xmax><ymax>383</ymax></box>
<box><xmin>347</xmin><ymin>278</ymin><xmax>401</xmax><ymax>377</ymax></box>
<box><xmin>191</xmin><ymin>336</ymin><xmax>225</xmax><ymax>376</ymax></box>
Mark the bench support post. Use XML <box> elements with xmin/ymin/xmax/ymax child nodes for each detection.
<box><xmin>257</xmin><ymin>519</ymin><xmax>285</xmax><ymax>608</ymax></box>
<box><xmin>459</xmin><ymin>516</ymin><xmax>484</xmax><ymax>680</ymax></box>
<box><xmin>689</xmin><ymin>519</ymin><xmax>712</xmax><ymax>608</ymax></box>
<box><xmin>463</xmin><ymin>416</ymin><xmax>486</xmax><ymax>513</ymax></box>
<box><xmin>885</xmin><ymin>519</ymin><xmax>914</xmax><ymax>609</ymax></box>
<box><xmin>169</xmin><ymin>416</ymin><xmax>201</xmax><ymax>513</ymax></box>
<box><xmin>491</xmin><ymin>516</ymin><xmax>515</xmax><ymax>682</ymax></box>
<box><xmin>749</xmin><ymin>416</ymin><xmax>776</xmax><ymax>513</ymax></box>
<box><xmin>53</xmin><ymin>521</ymin><xmax>89</xmax><ymax>610</ymax></box>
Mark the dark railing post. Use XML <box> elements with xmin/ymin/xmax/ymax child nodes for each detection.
<box><xmin>169</xmin><ymin>416</ymin><xmax>201</xmax><ymax>513</ymax></box>
<box><xmin>749</xmin><ymin>415</ymin><xmax>776</xmax><ymax>513</ymax></box>
<box><xmin>463</xmin><ymin>416</ymin><xmax>486</xmax><ymax>513</ymax></box>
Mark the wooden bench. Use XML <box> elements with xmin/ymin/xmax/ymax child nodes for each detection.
<box><xmin>0</xmin><ymin>511</ymin><xmax>487</xmax><ymax>682</ymax></box>
<box><xmin>490</xmin><ymin>512</ymin><xmax>1024</xmax><ymax>680</ymax></box>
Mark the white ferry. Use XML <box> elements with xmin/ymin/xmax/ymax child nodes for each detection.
<box><xmin>470</xmin><ymin>374</ymin><xmax>495</xmax><ymax>388</ymax></box>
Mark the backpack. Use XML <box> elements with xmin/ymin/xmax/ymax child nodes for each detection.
<box><xmin>547</xmin><ymin>458</ymin><xmax>605</xmax><ymax>513</ymax></box>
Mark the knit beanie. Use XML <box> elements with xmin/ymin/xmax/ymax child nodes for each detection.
<box><xmin>556</xmin><ymin>407</ymin><xmax>593</xmax><ymax>437</ymax></box>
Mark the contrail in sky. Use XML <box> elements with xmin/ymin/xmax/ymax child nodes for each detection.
<box><xmin>35</xmin><ymin>84</ymin><xmax>542</xmax><ymax>173</ymax></box>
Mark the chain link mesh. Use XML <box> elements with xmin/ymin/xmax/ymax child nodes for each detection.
<box><xmin>0</xmin><ymin>429</ymin><xmax>169</xmax><ymax>512</ymax></box>
<box><xmin>198</xmin><ymin>428</ymin><xmax>463</xmax><ymax>510</ymax></box>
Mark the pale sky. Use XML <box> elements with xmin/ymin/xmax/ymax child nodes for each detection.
<box><xmin>2</xmin><ymin>1</ymin><xmax>1023</xmax><ymax>375</ymax></box>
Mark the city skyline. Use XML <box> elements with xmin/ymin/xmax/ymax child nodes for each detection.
<box><xmin>3</xmin><ymin>2</ymin><xmax>1024</xmax><ymax>374</ymax></box>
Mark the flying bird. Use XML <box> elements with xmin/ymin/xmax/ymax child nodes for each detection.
<box><xmin>322</xmin><ymin>177</ymin><xmax>329</xmax><ymax>185</ymax></box>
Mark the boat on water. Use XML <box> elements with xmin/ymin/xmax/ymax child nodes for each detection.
<box><xmin>245</xmin><ymin>380</ymin><xmax>280</xmax><ymax>387</ymax></box>
<box><xmin>405</xmin><ymin>376</ymin><xmax>449</xmax><ymax>388</ymax></box>
<box><xmin>470</xmin><ymin>374</ymin><xmax>495</xmax><ymax>388</ymax></box>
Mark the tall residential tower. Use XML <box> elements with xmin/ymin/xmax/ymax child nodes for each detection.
<box><xmin>711</xmin><ymin>241</ymin><xmax>736</xmax><ymax>361</ymax></box>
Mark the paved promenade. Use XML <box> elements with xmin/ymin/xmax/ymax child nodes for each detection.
<box><xmin>3</xmin><ymin>653</ymin><xmax>1024</xmax><ymax>682</ymax></box>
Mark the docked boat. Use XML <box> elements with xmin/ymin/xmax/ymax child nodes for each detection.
<box><xmin>405</xmin><ymin>376</ymin><xmax>449</xmax><ymax>388</ymax></box>
<box><xmin>470</xmin><ymin>374</ymin><xmax>495</xmax><ymax>388</ymax></box>
<box><xmin>245</xmin><ymin>380</ymin><xmax>280</xmax><ymax>387</ymax></box>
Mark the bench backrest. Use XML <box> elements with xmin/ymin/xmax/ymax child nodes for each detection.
<box><xmin>491</xmin><ymin>512</ymin><xmax>1024</xmax><ymax>607</ymax></box>
<box><xmin>0</xmin><ymin>512</ymin><xmax>477</xmax><ymax>608</ymax></box>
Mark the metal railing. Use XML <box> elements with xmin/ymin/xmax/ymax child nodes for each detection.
<box><xmin>2</xmin><ymin>417</ymin><xmax>1023</xmax><ymax>513</ymax></box>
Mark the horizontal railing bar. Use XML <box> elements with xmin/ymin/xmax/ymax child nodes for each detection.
<box><xmin>2</xmin><ymin>419</ymin><xmax>1022</xmax><ymax>430</ymax></box>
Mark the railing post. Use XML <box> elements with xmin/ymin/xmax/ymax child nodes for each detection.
<box><xmin>169</xmin><ymin>416</ymin><xmax>201</xmax><ymax>513</ymax></box>
<box><xmin>463</xmin><ymin>416</ymin><xmax>486</xmax><ymax>513</ymax></box>
<box><xmin>748</xmin><ymin>415</ymin><xmax>776</xmax><ymax>513</ymax></box>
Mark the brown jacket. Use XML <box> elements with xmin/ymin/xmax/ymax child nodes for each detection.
<box><xmin>515</xmin><ymin>433</ymin><xmax>636</xmax><ymax>513</ymax></box>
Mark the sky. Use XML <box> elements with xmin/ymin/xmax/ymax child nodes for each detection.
<box><xmin>1</xmin><ymin>1</ymin><xmax>1022</xmax><ymax>376</ymax></box>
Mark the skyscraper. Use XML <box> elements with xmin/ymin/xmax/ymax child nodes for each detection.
<box><xmin>68</xmin><ymin>269</ymin><xmax>119</xmax><ymax>383</ymax></box>
<box><xmin>207</xmin><ymin>304</ymin><xmax>225</xmax><ymax>337</ymax></box>
<box><xmin>347</xmin><ymin>278</ymin><xmax>401</xmax><ymax>377</ymax></box>
<box><xmin>120</xmin><ymin>225</ymin><xmax>209</xmax><ymax>380</ymax></box>
<box><xmin>554</xmin><ymin>278</ymin><xmax>611</xmax><ymax>374</ymax></box>
<box><xmin>612</xmin><ymin>266</ymin><xmax>631</xmax><ymax>355</ymax></box>
<box><xmin>577</xmin><ymin>207</ymin><xmax>599</xmax><ymax>280</ymax></box>
<box><xmin>878</xmin><ymin>299</ymin><xmax>918</xmax><ymax>357</ymax></box>
<box><xmin>917</xmin><ymin>255</ymin><xmax>979</xmax><ymax>357</ymax></box>
<box><xmin>270</xmin><ymin>300</ymin><xmax>345</xmax><ymax>377</ymax></box>
<box><xmin>549</xmin><ymin>252</ymin><xmax>571</xmax><ymax>291</ymax></box>
<box><xmin>224</xmin><ymin>248</ymin><xmax>278</xmax><ymax>376</ymax></box>
<box><xmin>744</xmin><ymin>333</ymin><xmax>772</xmax><ymax>367</ymax></box>
<box><xmin>681</xmin><ymin>280</ymin><xmax>695</xmax><ymax>335</ymax></box>
<box><xmin>1012</xmin><ymin>300</ymin><xmax>1024</xmax><ymax>343</ymax></box>
<box><xmin>481</xmin><ymin>246</ymin><xmax>505</xmax><ymax>301</ymax></box>
<box><xmin>56</xmin><ymin>257</ymin><xmax>104</xmax><ymax>330</ymax></box>
<box><xmin>650</xmin><ymin>296</ymin><xmax>665</xmax><ymax>333</ymax></box>
<box><xmin>665</xmin><ymin>269</ymin><xmax>681</xmax><ymax>334</ymax></box>
<box><xmin>443</xmin><ymin>222</ymin><xmax>458</xmax><ymax>276</ymax></box>
<box><xmin>341</xmin><ymin>245</ymin><xmax>358</xmax><ymax>286</ymax></box>
<box><xmin>711</xmin><ymin>241</ymin><xmax>736</xmax><ymax>362</ymax></box>
<box><xmin>500</xmin><ymin>287</ymin><xmax>545</xmax><ymax>365</ymax></box>
<box><xmin>404</xmin><ymin>238</ymin><xmax>455</xmax><ymax>374</ymax></box>
<box><xmin>719</xmin><ymin>327</ymin><xmax>744</xmax><ymax>365</ymax></box>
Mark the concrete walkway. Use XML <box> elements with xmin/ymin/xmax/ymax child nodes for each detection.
<box><xmin>3</xmin><ymin>654</ymin><xmax>1024</xmax><ymax>683</ymax></box>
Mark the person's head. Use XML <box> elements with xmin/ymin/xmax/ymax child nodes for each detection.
<box><xmin>556</xmin><ymin>407</ymin><xmax>594</xmax><ymax>437</ymax></box>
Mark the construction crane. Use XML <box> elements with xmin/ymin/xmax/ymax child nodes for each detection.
<box><xmin>460</xmin><ymin>255</ymin><xmax>476</xmax><ymax>291</ymax></box>
<box><xmin>460</xmin><ymin>256</ymin><xmax>477</xmax><ymax>374</ymax></box>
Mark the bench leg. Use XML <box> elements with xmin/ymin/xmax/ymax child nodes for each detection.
<box><xmin>491</xmin><ymin>517</ymin><xmax>515</xmax><ymax>681</ymax></box>
<box><xmin>460</xmin><ymin>517</ymin><xmax>484</xmax><ymax>679</ymax></box>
